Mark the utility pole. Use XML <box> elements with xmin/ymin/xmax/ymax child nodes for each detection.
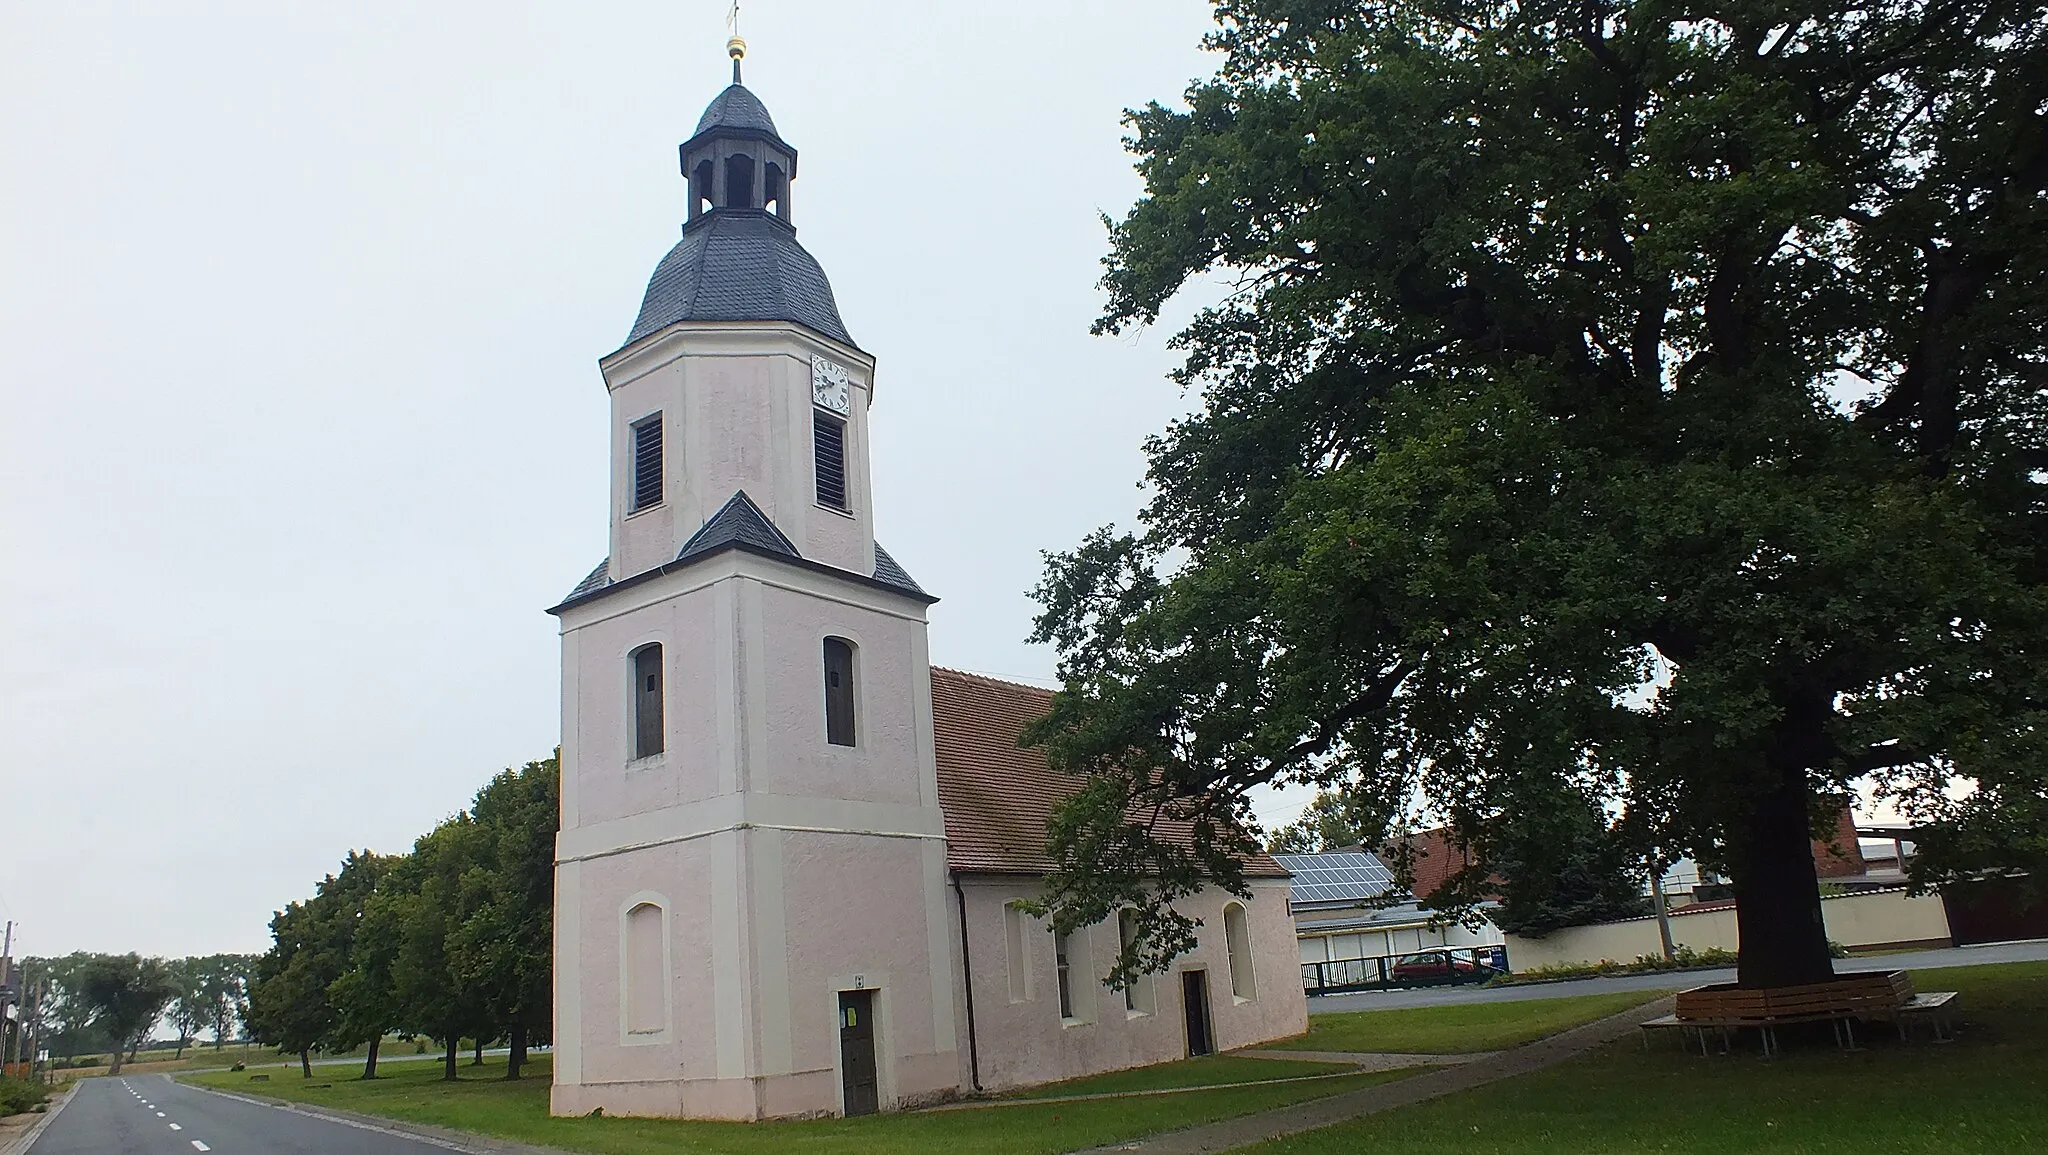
<box><xmin>0</xmin><ymin>920</ymin><xmax>14</xmax><ymax>1071</ymax></box>
<box><xmin>1649</xmin><ymin>862</ymin><xmax>1677</xmax><ymax>961</ymax></box>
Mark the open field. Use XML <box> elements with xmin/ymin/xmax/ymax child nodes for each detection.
<box><xmin>184</xmin><ymin>1053</ymin><xmax>1409</xmax><ymax>1155</ymax></box>
<box><xmin>1242</xmin><ymin>961</ymin><xmax>2048</xmax><ymax>1154</ymax></box>
<box><xmin>1265</xmin><ymin>989</ymin><xmax>1662</xmax><ymax>1054</ymax></box>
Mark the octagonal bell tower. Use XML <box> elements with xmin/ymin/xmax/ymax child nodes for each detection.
<box><xmin>547</xmin><ymin>44</ymin><xmax>959</xmax><ymax>1121</ymax></box>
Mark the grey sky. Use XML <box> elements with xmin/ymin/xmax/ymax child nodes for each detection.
<box><xmin>0</xmin><ymin>1</ymin><xmax>1315</xmax><ymax>959</ymax></box>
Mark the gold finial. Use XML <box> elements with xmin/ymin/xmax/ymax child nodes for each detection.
<box><xmin>726</xmin><ymin>4</ymin><xmax>745</xmax><ymax>84</ymax></box>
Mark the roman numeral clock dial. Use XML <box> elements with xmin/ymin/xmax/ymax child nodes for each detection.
<box><xmin>812</xmin><ymin>356</ymin><xmax>852</xmax><ymax>414</ymax></box>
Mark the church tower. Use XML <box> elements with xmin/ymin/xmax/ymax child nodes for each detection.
<box><xmin>548</xmin><ymin>45</ymin><xmax>961</xmax><ymax>1120</ymax></box>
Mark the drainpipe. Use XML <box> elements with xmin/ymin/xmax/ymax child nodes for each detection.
<box><xmin>950</xmin><ymin>871</ymin><xmax>984</xmax><ymax>1092</ymax></box>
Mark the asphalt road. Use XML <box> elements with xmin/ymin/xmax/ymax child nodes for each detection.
<box><xmin>1308</xmin><ymin>938</ymin><xmax>2048</xmax><ymax>1012</ymax></box>
<box><xmin>29</xmin><ymin>1072</ymin><xmax>470</xmax><ymax>1155</ymax></box>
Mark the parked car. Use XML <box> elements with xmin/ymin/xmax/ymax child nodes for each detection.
<box><xmin>1388</xmin><ymin>951</ymin><xmax>1480</xmax><ymax>982</ymax></box>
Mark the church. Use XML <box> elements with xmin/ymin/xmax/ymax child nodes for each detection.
<box><xmin>545</xmin><ymin>46</ymin><xmax>1306</xmax><ymax>1121</ymax></box>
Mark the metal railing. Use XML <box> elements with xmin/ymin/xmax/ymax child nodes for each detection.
<box><xmin>1300</xmin><ymin>946</ymin><xmax>1510</xmax><ymax>996</ymax></box>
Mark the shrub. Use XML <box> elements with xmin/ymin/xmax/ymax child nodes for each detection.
<box><xmin>0</xmin><ymin>1076</ymin><xmax>50</xmax><ymax>1117</ymax></box>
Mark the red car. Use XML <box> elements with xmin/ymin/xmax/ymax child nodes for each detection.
<box><xmin>1388</xmin><ymin>952</ymin><xmax>1481</xmax><ymax>982</ymax></box>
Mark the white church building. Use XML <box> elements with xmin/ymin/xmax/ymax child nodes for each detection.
<box><xmin>545</xmin><ymin>55</ymin><xmax>1306</xmax><ymax>1121</ymax></box>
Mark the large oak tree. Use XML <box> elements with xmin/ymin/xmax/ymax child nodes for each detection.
<box><xmin>1029</xmin><ymin>0</ymin><xmax>2047</xmax><ymax>988</ymax></box>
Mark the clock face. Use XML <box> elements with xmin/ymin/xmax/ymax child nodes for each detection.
<box><xmin>812</xmin><ymin>356</ymin><xmax>852</xmax><ymax>415</ymax></box>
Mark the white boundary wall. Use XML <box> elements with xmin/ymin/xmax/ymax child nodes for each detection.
<box><xmin>1501</xmin><ymin>888</ymin><xmax>1952</xmax><ymax>973</ymax></box>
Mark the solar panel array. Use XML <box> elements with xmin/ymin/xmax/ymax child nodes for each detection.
<box><xmin>1274</xmin><ymin>851</ymin><xmax>1399</xmax><ymax>904</ymax></box>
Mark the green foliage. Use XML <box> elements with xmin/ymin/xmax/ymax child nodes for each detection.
<box><xmin>247</xmin><ymin>850</ymin><xmax>391</xmax><ymax>1067</ymax></box>
<box><xmin>73</xmin><ymin>953</ymin><xmax>176</xmax><ymax>1074</ymax></box>
<box><xmin>446</xmin><ymin>755</ymin><xmax>560</xmax><ymax>1078</ymax></box>
<box><xmin>0</xmin><ymin>1074</ymin><xmax>49</xmax><ymax>1116</ymax></box>
<box><xmin>1028</xmin><ymin>0</ymin><xmax>2048</xmax><ymax>990</ymax></box>
<box><xmin>1492</xmin><ymin>945</ymin><xmax>1743</xmax><ymax>985</ymax></box>
<box><xmin>252</xmin><ymin>752</ymin><xmax>559</xmax><ymax>1083</ymax></box>
<box><xmin>1438</xmin><ymin>780</ymin><xmax>1651</xmax><ymax>937</ymax></box>
<box><xmin>1265</xmin><ymin>791</ymin><xmax>1375</xmax><ymax>854</ymax></box>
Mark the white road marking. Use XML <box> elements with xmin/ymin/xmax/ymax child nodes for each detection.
<box><xmin>191</xmin><ymin>1142</ymin><xmax>211</xmax><ymax>1152</ymax></box>
<box><xmin>170</xmin><ymin>1122</ymin><xmax>183</xmax><ymax>1130</ymax></box>
<box><xmin>156</xmin><ymin>1110</ymin><xmax>166</xmax><ymax>1116</ymax></box>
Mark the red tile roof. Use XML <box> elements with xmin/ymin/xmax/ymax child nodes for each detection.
<box><xmin>929</xmin><ymin>667</ymin><xmax>1287</xmax><ymax>878</ymax></box>
<box><xmin>1389</xmin><ymin>826</ymin><xmax>1498</xmax><ymax>902</ymax></box>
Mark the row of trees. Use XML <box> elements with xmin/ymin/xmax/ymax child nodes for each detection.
<box><xmin>246</xmin><ymin>754</ymin><xmax>557</xmax><ymax>1081</ymax></box>
<box><xmin>17</xmin><ymin>952</ymin><xmax>255</xmax><ymax>1074</ymax></box>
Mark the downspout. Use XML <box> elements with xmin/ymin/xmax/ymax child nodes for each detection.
<box><xmin>951</xmin><ymin>871</ymin><xmax>984</xmax><ymax>1093</ymax></box>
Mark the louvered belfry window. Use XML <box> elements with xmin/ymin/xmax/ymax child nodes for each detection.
<box><xmin>814</xmin><ymin>410</ymin><xmax>848</xmax><ymax>510</ymax></box>
<box><xmin>631</xmin><ymin>415</ymin><xmax>664</xmax><ymax>512</ymax></box>
<box><xmin>823</xmin><ymin>637</ymin><xmax>856</xmax><ymax>747</ymax></box>
<box><xmin>632</xmin><ymin>643</ymin><xmax>664</xmax><ymax>758</ymax></box>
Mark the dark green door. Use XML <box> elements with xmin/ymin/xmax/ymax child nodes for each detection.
<box><xmin>1183</xmin><ymin>970</ymin><xmax>1214</xmax><ymax>1057</ymax></box>
<box><xmin>838</xmin><ymin>990</ymin><xmax>879</xmax><ymax>1117</ymax></box>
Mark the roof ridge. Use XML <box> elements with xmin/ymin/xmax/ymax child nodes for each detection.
<box><xmin>930</xmin><ymin>666</ymin><xmax>1059</xmax><ymax>694</ymax></box>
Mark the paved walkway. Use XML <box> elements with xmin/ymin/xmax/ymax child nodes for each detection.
<box><xmin>1309</xmin><ymin>938</ymin><xmax>2048</xmax><ymax>1011</ymax></box>
<box><xmin>1067</xmin><ymin>994</ymin><xmax>1675</xmax><ymax>1154</ymax></box>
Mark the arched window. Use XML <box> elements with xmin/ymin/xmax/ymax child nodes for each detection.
<box><xmin>1004</xmin><ymin>902</ymin><xmax>1035</xmax><ymax>1003</ymax></box>
<box><xmin>822</xmin><ymin>637</ymin><xmax>856</xmax><ymax>747</ymax></box>
<box><xmin>725</xmin><ymin>153</ymin><xmax>755</xmax><ymax>208</ymax></box>
<box><xmin>1223</xmin><ymin>901</ymin><xmax>1256</xmax><ymax>1000</ymax></box>
<box><xmin>625</xmin><ymin>901</ymin><xmax>666</xmax><ymax>1034</ymax></box>
<box><xmin>1053</xmin><ymin>929</ymin><xmax>1077</xmax><ymax>1020</ymax></box>
<box><xmin>764</xmin><ymin>162</ymin><xmax>787</xmax><ymax>217</ymax></box>
<box><xmin>690</xmin><ymin>159</ymin><xmax>714</xmax><ymax>219</ymax></box>
<box><xmin>1118</xmin><ymin>909</ymin><xmax>1154</xmax><ymax>1014</ymax></box>
<box><xmin>631</xmin><ymin>644</ymin><xmax>664</xmax><ymax>758</ymax></box>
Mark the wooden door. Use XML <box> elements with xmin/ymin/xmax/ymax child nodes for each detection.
<box><xmin>1182</xmin><ymin>970</ymin><xmax>1214</xmax><ymax>1057</ymax></box>
<box><xmin>838</xmin><ymin>990</ymin><xmax>879</xmax><ymax>1117</ymax></box>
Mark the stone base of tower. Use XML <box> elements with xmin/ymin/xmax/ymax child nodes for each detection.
<box><xmin>550</xmin><ymin>1058</ymin><xmax>962</xmax><ymax>1121</ymax></box>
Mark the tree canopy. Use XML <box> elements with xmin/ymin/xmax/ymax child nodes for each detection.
<box><xmin>247</xmin><ymin>752</ymin><xmax>558</xmax><ymax>1080</ymax></box>
<box><xmin>1028</xmin><ymin>0</ymin><xmax>2047</xmax><ymax>988</ymax></box>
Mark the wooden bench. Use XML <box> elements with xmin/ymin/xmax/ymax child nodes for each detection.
<box><xmin>1661</xmin><ymin>972</ymin><xmax>1915</xmax><ymax>1057</ymax></box>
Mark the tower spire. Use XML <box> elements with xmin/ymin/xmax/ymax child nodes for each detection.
<box><xmin>726</xmin><ymin>3</ymin><xmax>745</xmax><ymax>84</ymax></box>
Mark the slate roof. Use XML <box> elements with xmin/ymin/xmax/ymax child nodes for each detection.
<box><xmin>566</xmin><ymin>558</ymin><xmax>613</xmax><ymax>601</ymax></box>
<box><xmin>693</xmin><ymin>83</ymin><xmax>780</xmax><ymax>139</ymax></box>
<box><xmin>872</xmin><ymin>544</ymin><xmax>927</xmax><ymax>597</ymax></box>
<box><xmin>930</xmin><ymin>668</ymin><xmax>1289</xmax><ymax>878</ymax></box>
<box><xmin>625</xmin><ymin>211</ymin><xmax>855</xmax><ymax>349</ymax></box>
<box><xmin>675</xmin><ymin>490</ymin><xmax>798</xmax><ymax>562</ymax></box>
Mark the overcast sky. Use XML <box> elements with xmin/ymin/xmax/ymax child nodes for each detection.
<box><xmin>0</xmin><ymin>1</ymin><xmax>1318</xmax><ymax>959</ymax></box>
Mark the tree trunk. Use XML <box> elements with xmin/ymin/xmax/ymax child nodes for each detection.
<box><xmin>1731</xmin><ymin>766</ymin><xmax>1836</xmax><ymax>988</ymax></box>
<box><xmin>360</xmin><ymin>1035</ymin><xmax>380</xmax><ymax>1080</ymax></box>
<box><xmin>107</xmin><ymin>1048</ymin><xmax>124</xmax><ymax>1076</ymax></box>
<box><xmin>175</xmin><ymin>1034</ymin><xmax>188</xmax><ymax>1060</ymax></box>
<box><xmin>504</xmin><ymin>1023</ymin><xmax>526</xmax><ymax>1081</ymax></box>
<box><xmin>471</xmin><ymin>1038</ymin><xmax>484</xmax><ymax>1066</ymax></box>
<box><xmin>442</xmin><ymin>1036</ymin><xmax>458</xmax><ymax>1082</ymax></box>
<box><xmin>299</xmin><ymin>1048</ymin><xmax>312</xmax><ymax>1078</ymax></box>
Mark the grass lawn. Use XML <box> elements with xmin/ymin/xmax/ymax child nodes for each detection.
<box><xmin>184</xmin><ymin>1053</ymin><xmax>1407</xmax><ymax>1155</ymax></box>
<box><xmin>1002</xmin><ymin>1053</ymin><xmax>1360</xmax><ymax>1099</ymax></box>
<box><xmin>1241</xmin><ymin>961</ymin><xmax>2048</xmax><ymax>1154</ymax></box>
<box><xmin>1266</xmin><ymin>989</ymin><xmax>1663</xmax><ymax>1053</ymax></box>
